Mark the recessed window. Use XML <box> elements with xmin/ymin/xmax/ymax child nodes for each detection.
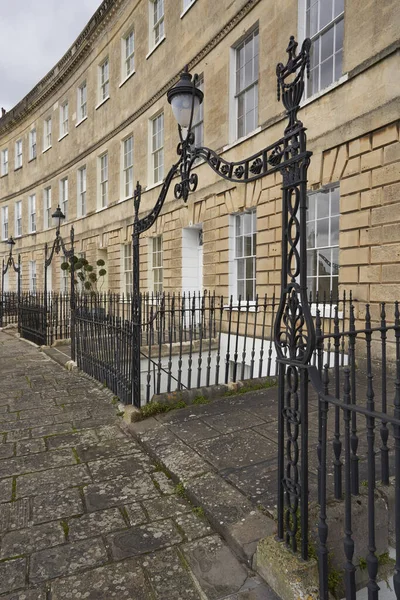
<box><xmin>77</xmin><ymin>166</ymin><xmax>87</xmax><ymax>217</ymax></box>
<box><xmin>99</xmin><ymin>153</ymin><xmax>108</xmax><ymax>208</ymax></box>
<box><xmin>78</xmin><ymin>82</ymin><xmax>87</xmax><ymax>121</ymax></box>
<box><xmin>60</xmin><ymin>178</ymin><xmax>68</xmax><ymax>220</ymax></box>
<box><xmin>305</xmin><ymin>0</ymin><xmax>344</xmax><ymax>97</ymax></box>
<box><xmin>99</xmin><ymin>58</ymin><xmax>110</xmax><ymax>102</ymax></box>
<box><xmin>1</xmin><ymin>206</ymin><xmax>8</xmax><ymax>240</ymax></box>
<box><xmin>122</xmin><ymin>136</ymin><xmax>134</xmax><ymax>199</ymax></box>
<box><xmin>15</xmin><ymin>139</ymin><xmax>22</xmax><ymax>169</ymax></box>
<box><xmin>44</xmin><ymin>117</ymin><xmax>52</xmax><ymax>150</ymax></box>
<box><xmin>29</xmin><ymin>261</ymin><xmax>37</xmax><ymax>293</ymax></box>
<box><xmin>28</xmin><ymin>194</ymin><xmax>36</xmax><ymax>233</ymax></box>
<box><xmin>192</xmin><ymin>74</ymin><xmax>204</xmax><ymax>149</ymax></box>
<box><xmin>61</xmin><ymin>255</ymin><xmax>69</xmax><ymax>293</ymax></box>
<box><xmin>151</xmin><ymin>113</ymin><xmax>164</xmax><ymax>184</ymax></box>
<box><xmin>43</xmin><ymin>187</ymin><xmax>51</xmax><ymax>229</ymax></box>
<box><xmin>60</xmin><ymin>102</ymin><xmax>69</xmax><ymax>137</ymax></box>
<box><xmin>122</xmin><ymin>244</ymin><xmax>133</xmax><ymax>295</ymax></box>
<box><xmin>29</xmin><ymin>129</ymin><xmax>37</xmax><ymax>160</ymax></box>
<box><xmin>306</xmin><ymin>187</ymin><xmax>340</xmax><ymax>298</ymax></box>
<box><xmin>15</xmin><ymin>201</ymin><xmax>22</xmax><ymax>237</ymax></box>
<box><xmin>232</xmin><ymin>210</ymin><xmax>257</xmax><ymax>301</ymax></box>
<box><xmin>151</xmin><ymin>236</ymin><xmax>163</xmax><ymax>293</ymax></box>
<box><xmin>234</xmin><ymin>28</ymin><xmax>259</xmax><ymax>139</ymax></box>
<box><xmin>1</xmin><ymin>148</ymin><xmax>8</xmax><ymax>176</ymax></box>
<box><xmin>123</xmin><ymin>30</ymin><xmax>135</xmax><ymax>79</ymax></box>
<box><xmin>149</xmin><ymin>0</ymin><xmax>164</xmax><ymax>48</ymax></box>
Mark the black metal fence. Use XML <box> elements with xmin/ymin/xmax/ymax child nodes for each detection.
<box><xmin>17</xmin><ymin>292</ymin><xmax>71</xmax><ymax>346</ymax></box>
<box><xmin>278</xmin><ymin>299</ymin><xmax>400</xmax><ymax>599</ymax></box>
<box><xmin>0</xmin><ymin>292</ymin><xmax>19</xmax><ymax>327</ymax></box>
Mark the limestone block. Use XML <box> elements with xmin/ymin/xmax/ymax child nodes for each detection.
<box><xmin>372</xmin><ymin>124</ymin><xmax>399</xmax><ymax>149</ymax></box>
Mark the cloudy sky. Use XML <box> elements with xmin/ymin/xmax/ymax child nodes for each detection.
<box><xmin>0</xmin><ymin>0</ymin><xmax>103</xmax><ymax>111</ymax></box>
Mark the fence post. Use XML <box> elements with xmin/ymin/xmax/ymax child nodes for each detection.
<box><xmin>70</xmin><ymin>227</ymin><xmax>76</xmax><ymax>361</ymax></box>
<box><xmin>131</xmin><ymin>182</ymin><xmax>142</xmax><ymax>407</ymax></box>
<box><xmin>0</xmin><ymin>258</ymin><xmax>4</xmax><ymax>327</ymax></box>
<box><xmin>44</xmin><ymin>243</ymin><xmax>48</xmax><ymax>344</ymax></box>
<box><xmin>17</xmin><ymin>254</ymin><xmax>21</xmax><ymax>333</ymax></box>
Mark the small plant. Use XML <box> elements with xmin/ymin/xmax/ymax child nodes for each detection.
<box><xmin>60</xmin><ymin>520</ymin><xmax>69</xmax><ymax>538</ymax></box>
<box><xmin>328</xmin><ymin>566</ymin><xmax>343</xmax><ymax>598</ymax></box>
<box><xmin>192</xmin><ymin>506</ymin><xmax>205</xmax><ymax>518</ymax></box>
<box><xmin>139</xmin><ymin>400</ymin><xmax>187</xmax><ymax>419</ymax></box>
<box><xmin>361</xmin><ymin>480</ymin><xmax>368</xmax><ymax>487</ymax></box>
<box><xmin>175</xmin><ymin>483</ymin><xmax>186</xmax><ymax>497</ymax></box>
<box><xmin>60</xmin><ymin>256</ymin><xmax>107</xmax><ymax>292</ymax></box>
<box><xmin>192</xmin><ymin>396</ymin><xmax>210</xmax><ymax>405</ymax></box>
<box><xmin>359</xmin><ymin>557</ymin><xmax>367</xmax><ymax>570</ymax></box>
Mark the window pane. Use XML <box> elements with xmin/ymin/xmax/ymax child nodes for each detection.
<box><xmin>334</xmin><ymin>50</ymin><xmax>343</xmax><ymax>81</ymax></box>
<box><xmin>321</xmin><ymin>27</ymin><xmax>334</xmax><ymax>62</ymax></box>
<box><xmin>317</xmin><ymin>193</ymin><xmax>329</xmax><ymax>219</ymax></box>
<box><xmin>330</xmin><ymin>216</ymin><xmax>339</xmax><ymax>246</ymax></box>
<box><xmin>320</xmin><ymin>56</ymin><xmax>334</xmax><ymax>89</ymax></box>
<box><xmin>318</xmin><ymin>276</ymin><xmax>331</xmax><ymax>298</ymax></box>
<box><xmin>316</xmin><ymin>218</ymin><xmax>329</xmax><ymax>248</ymax></box>
<box><xmin>243</xmin><ymin>212</ymin><xmax>252</xmax><ymax>235</ymax></box>
<box><xmin>237</xmin><ymin>259</ymin><xmax>244</xmax><ymax>279</ymax></box>
<box><xmin>332</xmin><ymin>247</ymin><xmax>339</xmax><ymax>276</ymax></box>
<box><xmin>335</xmin><ymin>18</ymin><xmax>344</xmax><ymax>51</ymax></box>
<box><xmin>318</xmin><ymin>249</ymin><xmax>331</xmax><ymax>276</ymax></box>
<box><xmin>320</xmin><ymin>0</ymin><xmax>333</xmax><ymax>29</ymax></box>
<box><xmin>331</xmin><ymin>187</ymin><xmax>340</xmax><ymax>215</ymax></box>
<box><xmin>307</xmin><ymin>250</ymin><xmax>317</xmax><ymax>277</ymax></box>
<box><xmin>308</xmin><ymin>1</ymin><xmax>319</xmax><ymax>36</ymax></box>
<box><xmin>245</xmin><ymin>257</ymin><xmax>254</xmax><ymax>279</ymax></box>
<box><xmin>245</xmin><ymin>278</ymin><xmax>254</xmax><ymax>300</ymax></box>
<box><xmin>334</xmin><ymin>0</ymin><xmax>344</xmax><ymax>17</ymax></box>
<box><xmin>236</xmin><ymin>236</ymin><xmax>243</xmax><ymax>258</ymax></box>
<box><xmin>307</xmin><ymin>220</ymin><xmax>316</xmax><ymax>248</ymax></box>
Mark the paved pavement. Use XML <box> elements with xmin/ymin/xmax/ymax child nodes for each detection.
<box><xmin>0</xmin><ymin>332</ymin><xmax>277</xmax><ymax>599</ymax></box>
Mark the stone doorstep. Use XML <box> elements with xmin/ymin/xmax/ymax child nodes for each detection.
<box><xmin>123</xmin><ymin>419</ymin><xmax>276</xmax><ymax>570</ymax></box>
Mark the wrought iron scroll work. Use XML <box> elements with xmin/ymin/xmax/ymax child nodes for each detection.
<box><xmin>45</xmin><ymin>228</ymin><xmax>74</xmax><ymax>269</ymax></box>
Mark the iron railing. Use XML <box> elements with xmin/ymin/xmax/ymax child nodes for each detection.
<box><xmin>278</xmin><ymin>299</ymin><xmax>400</xmax><ymax>599</ymax></box>
<box><xmin>18</xmin><ymin>292</ymin><xmax>72</xmax><ymax>346</ymax></box>
<box><xmin>0</xmin><ymin>291</ymin><xmax>19</xmax><ymax>327</ymax></box>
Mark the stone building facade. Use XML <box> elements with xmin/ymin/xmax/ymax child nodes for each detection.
<box><xmin>0</xmin><ymin>0</ymin><xmax>399</xmax><ymax>317</ymax></box>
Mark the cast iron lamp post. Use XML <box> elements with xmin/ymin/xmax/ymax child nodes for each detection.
<box><xmin>131</xmin><ymin>37</ymin><xmax>315</xmax><ymax>581</ymax></box>
<box><xmin>43</xmin><ymin>205</ymin><xmax>76</xmax><ymax>356</ymax></box>
<box><xmin>1</xmin><ymin>236</ymin><xmax>21</xmax><ymax>328</ymax></box>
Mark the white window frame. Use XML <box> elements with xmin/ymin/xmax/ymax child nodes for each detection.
<box><xmin>59</xmin><ymin>101</ymin><xmax>69</xmax><ymax>138</ymax></box>
<box><xmin>77</xmin><ymin>166</ymin><xmax>87</xmax><ymax>217</ymax></box>
<box><xmin>60</xmin><ymin>178</ymin><xmax>68</xmax><ymax>221</ymax></box>
<box><xmin>231</xmin><ymin>27</ymin><xmax>259</xmax><ymax>142</ymax></box>
<box><xmin>98</xmin><ymin>153</ymin><xmax>108</xmax><ymax>209</ymax></box>
<box><xmin>28</xmin><ymin>194</ymin><xmax>36</xmax><ymax>234</ymax></box>
<box><xmin>1</xmin><ymin>148</ymin><xmax>8</xmax><ymax>176</ymax></box>
<box><xmin>121</xmin><ymin>135</ymin><xmax>134</xmax><ymax>200</ymax></box>
<box><xmin>43</xmin><ymin>187</ymin><xmax>52</xmax><ymax>230</ymax></box>
<box><xmin>1</xmin><ymin>206</ymin><xmax>8</xmax><ymax>240</ymax></box>
<box><xmin>29</xmin><ymin>129</ymin><xmax>37</xmax><ymax>160</ymax></box>
<box><xmin>61</xmin><ymin>255</ymin><xmax>69</xmax><ymax>293</ymax></box>
<box><xmin>29</xmin><ymin>261</ymin><xmax>37</xmax><ymax>293</ymax></box>
<box><xmin>15</xmin><ymin>201</ymin><xmax>22</xmax><ymax>237</ymax></box>
<box><xmin>122</xmin><ymin>30</ymin><xmax>135</xmax><ymax>81</ymax></box>
<box><xmin>122</xmin><ymin>243</ymin><xmax>133</xmax><ymax>296</ymax></box>
<box><xmin>192</xmin><ymin>74</ymin><xmax>204</xmax><ymax>150</ymax></box>
<box><xmin>300</xmin><ymin>0</ymin><xmax>345</xmax><ymax>98</ymax></box>
<box><xmin>77</xmin><ymin>81</ymin><xmax>87</xmax><ymax>123</ymax></box>
<box><xmin>44</xmin><ymin>117</ymin><xmax>52</xmax><ymax>150</ymax></box>
<box><xmin>150</xmin><ymin>112</ymin><xmax>164</xmax><ymax>185</ymax></box>
<box><xmin>149</xmin><ymin>0</ymin><xmax>165</xmax><ymax>50</ymax></box>
<box><xmin>15</xmin><ymin>139</ymin><xmax>22</xmax><ymax>169</ymax></box>
<box><xmin>229</xmin><ymin>210</ymin><xmax>257</xmax><ymax>303</ymax></box>
<box><xmin>150</xmin><ymin>236</ymin><xmax>163</xmax><ymax>293</ymax></box>
<box><xmin>98</xmin><ymin>58</ymin><xmax>110</xmax><ymax>104</ymax></box>
<box><xmin>306</xmin><ymin>185</ymin><xmax>340</xmax><ymax>300</ymax></box>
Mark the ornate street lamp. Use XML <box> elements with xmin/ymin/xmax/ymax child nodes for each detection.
<box><xmin>44</xmin><ymin>206</ymin><xmax>75</xmax><ymax>355</ymax></box>
<box><xmin>1</xmin><ymin>236</ymin><xmax>21</xmax><ymax>329</ymax></box>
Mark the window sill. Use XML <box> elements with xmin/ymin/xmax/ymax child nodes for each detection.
<box><xmin>146</xmin><ymin>36</ymin><xmax>166</xmax><ymax>60</ymax></box>
<box><xmin>118</xmin><ymin>194</ymin><xmax>134</xmax><ymax>203</ymax></box>
<box><xmin>14</xmin><ymin>166</ymin><xmax>22</xmax><ymax>172</ymax></box>
<box><xmin>0</xmin><ymin>173</ymin><xmax>8</xmax><ymax>178</ymax></box>
<box><xmin>310</xmin><ymin>304</ymin><xmax>343</xmax><ymax>320</ymax></box>
<box><xmin>223</xmin><ymin>301</ymin><xmax>257</xmax><ymax>312</ymax></box>
<box><xmin>28</xmin><ymin>156</ymin><xmax>37</xmax><ymax>163</ymax></box>
<box><xmin>58</xmin><ymin>132</ymin><xmax>69</xmax><ymax>142</ymax></box>
<box><xmin>75</xmin><ymin>116</ymin><xmax>87</xmax><ymax>128</ymax></box>
<box><xmin>145</xmin><ymin>180</ymin><xmax>164</xmax><ymax>192</ymax></box>
<box><xmin>95</xmin><ymin>96</ymin><xmax>110</xmax><ymax>110</ymax></box>
<box><xmin>180</xmin><ymin>1</ymin><xmax>197</xmax><ymax>18</ymax></box>
<box><xmin>224</xmin><ymin>126</ymin><xmax>262</xmax><ymax>153</ymax></box>
<box><xmin>42</xmin><ymin>146</ymin><xmax>52</xmax><ymax>154</ymax></box>
<box><xmin>119</xmin><ymin>70</ymin><xmax>135</xmax><ymax>88</ymax></box>
<box><xmin>95</xmin><ymin>205</ymin><xmax>108</xmax><ymax>213</ymax></box>
<box><xmin>300</xmin><ymin>74</ymin><xmax>349</xmax><ymax>109</ymax></box>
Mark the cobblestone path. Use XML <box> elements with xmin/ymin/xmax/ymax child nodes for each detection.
<box><xmin>0</xmin><ymin>332</ymin><xmax>274</xmax><ymax>599</ymax></box>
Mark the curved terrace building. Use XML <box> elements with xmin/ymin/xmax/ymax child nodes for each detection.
<box><xmin>0</xmin><ymin>0</ymin><xmax>399</xmax><ymax>307</ymax></box>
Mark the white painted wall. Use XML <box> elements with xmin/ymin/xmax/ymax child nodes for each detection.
<box><xmin>182</xmin><ymin>226</ymin><xmax>202</xmax><ymax>295</ymax></box>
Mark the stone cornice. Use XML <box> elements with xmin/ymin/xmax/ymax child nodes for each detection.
<box><xmin>0</xmin><ymin>0</ymin><xmax>123</xmax><ymax>136</ymax></box>
<box><xmin>0</xmin><ymin>0</ymin><xmax>261</xmax><ymax>203</ymax></box>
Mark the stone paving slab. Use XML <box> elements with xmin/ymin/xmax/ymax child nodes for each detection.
<box><xmin>0</xmin><ymin>332</ymin><xmax>278</xmax><ymax>599</ymax></box>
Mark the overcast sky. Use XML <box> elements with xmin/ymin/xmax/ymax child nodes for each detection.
<box><xmin>0</xmin><ymin>0</ymin><xmax>103</xmax><ymax>111</ymax></box>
